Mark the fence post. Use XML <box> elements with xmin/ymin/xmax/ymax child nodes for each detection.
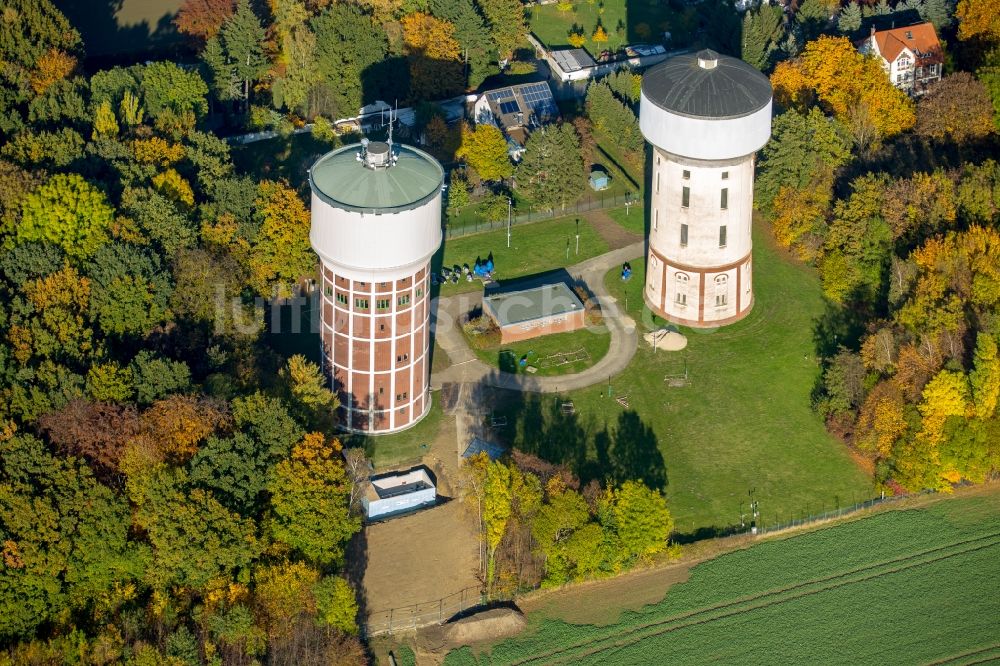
<box><xmin>439</xmin><ymin>598</ymin><xmax>443</xmax><ymax>623</ymax></box>
<box><xmin>388</xmin><ymin>608</ymin><xmax>393</xmax><ymax>634</ymax></box>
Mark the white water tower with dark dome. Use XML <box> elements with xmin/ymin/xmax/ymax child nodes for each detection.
<box><xmin>639</xmin><ymin>49</ymin><xmax>773</xmax><ymax>327</ymax></box>
<box><xmin>309</xmin><ymin>137</ymin><xmax>444</xmax><ymax>434</ymax></box>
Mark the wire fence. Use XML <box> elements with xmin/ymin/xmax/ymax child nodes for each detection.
<box><xmin>363</xmin><ymin>586</ymin><xmax>487</xmax><ymax>637</ymax></box>
<box><xmin>362</xmin><ymin>490</ymin><xmax>928</xmax><ymax>637</ymax></box>
<box><xmin>757</xmin><ymin>490</ymin><xmax>926</xmax><ymax>535</ymax></box>
<box><xmin>444</xmin><ymin>191</ymin><xmax>639</xmax><ymax>239</ymax></box>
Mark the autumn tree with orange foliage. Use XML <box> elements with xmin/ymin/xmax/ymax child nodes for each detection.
<box><xmin>401</xmin><ymin>12</ymin><xmax>465</xmax><ymax>101</ymax></box>
<box><xmin>135</xmin><ymin>394</ymin><xmax>230</xmax><ymax>463</ymax></box>
<box><xmin>956</xmin><ymin>0</ymin><xmax>1000</xmax><ymax>42</ymax></box>
<box><xmin>175</xmin><ymin>0</ymin><xmax>237</xmax><ymax>40</ymax></box>
<box><xmin>770</xmin><ymin>36</ymin><xmax>916</xmax><ymax>147</ymax></box>
<box><xmin>830</xmin><ymin>226</ymin><xmax>1000</xmax><ymax>492</ymax></box>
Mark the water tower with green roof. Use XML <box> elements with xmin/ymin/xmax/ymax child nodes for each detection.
<box><xmin>309</xmin><ymin>139</ymin><xmax>443</xmax><ymax>434</ymax></box>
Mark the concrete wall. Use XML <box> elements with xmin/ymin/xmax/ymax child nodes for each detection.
<box><xmin>644</xmin><ymin>150</ymin><xmax>755</xmax><ymax>327</ymax></box>
<box><xmin>497</xmin><ymin>309</ymin><xmax>586</xmax><ymax>344</ymax></box>
<box><xmin>639</xmin><ymin>93</ymin><xmax>772</xmax><ymax>161</ymax></box>
<box><xmin>310</xmin><ymin>190</ymin><xmax>442</xmax><ymax>273</ymax></box>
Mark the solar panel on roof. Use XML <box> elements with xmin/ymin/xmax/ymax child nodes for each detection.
<box><xmin>499</xmin><ymin>100</ymin><xmax>520</xmax><ymax>115</ymax></box>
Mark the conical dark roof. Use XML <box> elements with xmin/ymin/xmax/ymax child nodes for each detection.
<box><xmin>642</xmin><ymin>50</ymin><xmax>772</xmax><ymax>120</ymax></box>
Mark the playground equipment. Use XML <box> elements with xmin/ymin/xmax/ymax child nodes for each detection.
<box><xmin>538</xmin><ymin>348</ymin><xmax>591</xmax><ymax>369</ymax></box>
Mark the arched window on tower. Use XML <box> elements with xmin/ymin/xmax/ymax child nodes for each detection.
<box><xmin>675</xmin><ymin>272</ymin><xmax>689</xmax><ymax>306</ymax></box>
<box><xmin>714</xmin><ymin>274</ymin><xmax>728</xmax><ymax>307</ymax></box>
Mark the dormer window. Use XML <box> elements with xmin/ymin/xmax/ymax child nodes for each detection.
<box><xmin>905</xmin><ymin>30</ymin><xmax>912</xmax><ymax>39</ymax></box>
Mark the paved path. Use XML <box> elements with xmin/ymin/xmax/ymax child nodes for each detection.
<box><xmin>430</xmin><ymin>241</ymin><xmax>645</xmax><ymax>393</ymax></box>
<box><xmin>584</xmin><ymin>209</ymin><xmax>642</xmax><ymax>250</ymax></box>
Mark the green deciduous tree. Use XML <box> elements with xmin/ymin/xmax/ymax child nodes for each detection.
<box><xmin>267</xmin><ymin>433</ymin><xmax>359</xmax><ymax>567</ymax></box>
<box><xmin>141</xmin><ymin>61</ymin><xmax>209</xmax><ymax>124</ymax></box>
<box><xmin>85</xmin><ymin>242</ymin><xmax>172</xmax><ymax>338</ymax></box>
<box><xmin>0</xmin><ymin>433</ymin><xmax>141</xmax><ymax>639</ymax></box>
<box><xmin>127</xmin><ymin>352</ymin><xmax>190</xmax><ymax>406</ymax></box>
<box><xmin>12</xmin><ymin>174</ymin><xmax>113</xmax><ymax>261</ymax></box>
<box><xmin>600</xmin><ymin>480</ymin><xmax>673</xmax><ymax>564</ymax></box>
<box><xmin>126</xmin><ymin>461</ymin><xmax>260</xmax><ymax>590</ymax></box>
<box><xmin>278</xmin><ymin>354</ymin><xmax>338</xmax><ymax>431</ymax></box>
<box><xmin>457</xmin><ymin>124</ymin><xmax>512</xmax><ymax>182</ymax></box>
<box><xmin>269</xmin><ymin>0</ymin><xmax>319</xmax><ymax>112</ymax></box>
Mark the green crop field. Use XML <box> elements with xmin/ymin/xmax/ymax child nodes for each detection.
<box><xmin>444</xmin><ymin>490</ymin><xmax>1000</xmax><ymax>665</ymax></box>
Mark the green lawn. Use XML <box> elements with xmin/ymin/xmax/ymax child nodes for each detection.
<box><xmin>341</xmin><ymin>399</ymin><xmax>445</xmax><ymax>470</ymax></box>
<box><xmin>444</xmin><ymin>490</ymin><xmax>1000</xmax><ymax>665</ymax></box>
<box><xmin>529</xmin><ymin>0</ymin><xmax>674</xmax><ymax>51</ymax></box>
<box><xmin>604</xmin><ymin>205</ymin><xmax>645</xmax><ymax>236</ymax></box>
<box><xmin>436</xmin><ymin>215</ymin><xmax>610</xmax><ymax>296</ymax></box>
<box><xmin>492</xmin><ymin>220</ymin><xmax>871</xmax><ymax>534</ymax></box>
<box><xmin>468</xmin><ymin>325</ymin><xmax>612</xmax><ymax>377</ymax></box>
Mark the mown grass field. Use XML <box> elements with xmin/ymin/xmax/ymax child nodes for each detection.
<box><xmin>342</xmin><ymin>399</ymin><xmax>446</xmax><ymax>469</ymax></box>
<box><xmin>436</xmin><ymin>215</ymin><xmax>609</xmax><ymax>296</ymax></box>
<box><xmin>529</xmin><ymin>0</ymin><xmax>674</xmax><ymax>51</ymax></box>
<box><xmin>468</xmin><ymin>325</ymin><xmax>612</xmax><ymax>377</ymax></box>
<box><xmin>444</xmin><ymin>489</ymin><xmax>1000</xmax><ymax>665</ymax></box>
<box><xmin>499</xmin><ymin>219</ymin><xmax>872</xmax><ymax>534</ymax></box>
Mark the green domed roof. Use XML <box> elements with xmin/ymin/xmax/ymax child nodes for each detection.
<box><xmin>309</xmin><ymin>143</ymin><xmax>444</xmax><ymax>212</ymax></box>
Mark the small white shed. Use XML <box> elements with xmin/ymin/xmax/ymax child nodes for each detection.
<box><xmin>363</xmin><ymin>467</ymin><xmax>437</xmax><ymax>520</ymax></box>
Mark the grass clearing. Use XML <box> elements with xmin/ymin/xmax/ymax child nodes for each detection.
<box><xmin>603</xmin><ymin>205</ymin><xmax>645</xmax><ymax>236</ymax></box>
<box><xmin>437</xmin><ymin>215</ymin><xmax>610</xmax><ymax>296</ymax></box>
<box><xmin>528</xmin><ymin>0</ymin><xmax>674</xmax><ymax>51</ymax></box>
<box><xmin>444</xmin><ymin>489</ymin><xmax>1000</xmax><ymax>665</ymax></box>
<box><xmin>468</xmin><ymin>325</ymin><xmax>612</xmax><ymax>377</ymax></box>
<box><xmin>342</xmin><ymin>399</ymin><xmax>446</xmax><ymax>469</ymax></box>
<box><xmin>491</xmin><ymin>219</ymin><xmax>870</xmax><ymax>534</ymax></box>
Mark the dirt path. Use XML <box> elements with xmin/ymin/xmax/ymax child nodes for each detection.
<box><xmin>360</xmin><ymin>500</ymin><xmax>480</xmax><ymax>630</ymax></box>
<box><xmin>584</xmin><ymin>209</ymin><xmax>642</xmax><ymax>250</ymax></box>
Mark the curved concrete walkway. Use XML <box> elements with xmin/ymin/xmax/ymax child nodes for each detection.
<box><xmin>429</xmin><ymin>241</ymin><xmax>644</xmax><ymax>394</ymax></box>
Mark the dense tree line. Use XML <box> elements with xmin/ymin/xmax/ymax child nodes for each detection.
<box><xmin>175</xmin><ymin>0</ymin><xmax>527</xmax><ymax>126</ymax></box>
<box><xmin>462</xmin><ymin>451</ymin><xmax>674</xmax><ymax>595</ymax></box>
<box><xmin>0</xmin><ymin>2</ymin><xmax>364</xmax><ymax>662</ymax></box>
<box><xmin>756</xmin><ymin>11</ymin><xmax>1000</xmax><ymax>495</ymax></box>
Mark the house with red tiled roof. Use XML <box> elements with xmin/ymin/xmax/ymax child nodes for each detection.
<box><xmin>858</xmin><ymin>22</ymin><xmax>943</xmax><ymax>96</ymax></box>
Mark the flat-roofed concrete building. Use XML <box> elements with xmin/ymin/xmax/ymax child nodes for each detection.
<box><xmin>640</xmin><ymin>49</ymin><xmax>772</xmax><ymax>327</ymax></box>
<box><xmin>362</xmin><ymin>467</ymin><xmax>437</xmax><ymax>520</ymax></box>
<box><xmin>483</xmin><ymin>282</ymin><xmax>586</xmax><ymax>343</ymax></box>
<box><xmin>309</xmin><ymin>140</ymin><xmax>443</xmax><ymax>433</ymax></box>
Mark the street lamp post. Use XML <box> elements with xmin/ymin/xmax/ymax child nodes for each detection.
<box><xmin>506</xmin><ymin>197</ymin><xmax>512</xmax><ymax>249</ymax></box>
<box><xmin>575</xmin><ymin>218</ymin><xmax>580</xmax><ymax>255</ymax></box>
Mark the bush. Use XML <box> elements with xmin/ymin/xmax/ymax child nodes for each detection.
<box><xmin>462</xmin><ymin>314</ymin><xmax>501</xmax><ymax>349</ymax></box>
